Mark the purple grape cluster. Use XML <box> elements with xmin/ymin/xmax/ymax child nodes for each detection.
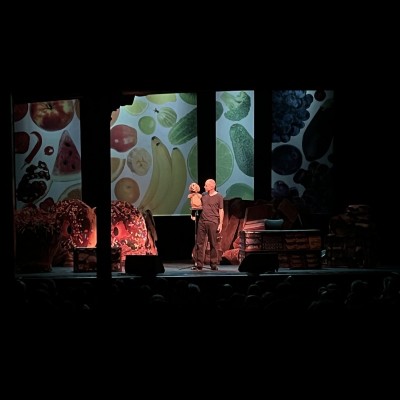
<box><xmin>272</xmin><ymin>90</ymin><xmax>313</xmax><ymax>143</ymax></box>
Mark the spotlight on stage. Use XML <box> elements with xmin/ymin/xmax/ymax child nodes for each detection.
<box><xmin>124</xmin><ymin>255</ymin><xmax>165</xmax><ymax>277</ymax></box>
<box><xmin>238</xmin><ymin>253</ymin><xmax>279</xmax><ymax>274</ymax></box>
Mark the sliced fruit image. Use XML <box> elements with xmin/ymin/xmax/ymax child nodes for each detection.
<box><xmin>225</xmin><ymin>183</ymin><xmax>254</xmax><ymax>200</ymax></box>
<box><xmin>58</xmin><ymin>183</ymin><xmax>82</xmax><ymax>201</ymax></box>
<box><xmin>124</xmin><ymin>98</ymin><xmax>148</xmax><ymax>116</ymax></box>
<box><xmin>52</xmin><ymin>130</ymin><xmax>81</xmax><ymax>181</ymax></box>
<box><xmin>111</xmin><ymin>157</ymin><xmax>126</xmax><ymax>182</ymax></box>
<box><xmin>216</xmin><ymin>137</ymin><xmax>234</xmax><ymax>186</ymax></box>
<box><xmin>127</xmin><ymin>147</ymin><xmax>152</xmax><ymax>176</ymax></box>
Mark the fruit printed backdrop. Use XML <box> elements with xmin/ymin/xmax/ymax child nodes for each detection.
<box><xmin>271</xmin><ymin>90</ymin><xmax>335</xmax><ymax>215</ymax></box>
<box><xmin>216</xmin><ymin>91</ymin><xmax>255</xmax><ymax>200</ymax></box>
<box><xmin>111</xmin><ymin>93</ymin><xmax>197</xmax><ymax>215</ymax></box>
<box><xmin>13</xmin><ymin>100</ymin><xmax>81</xmax><ymax>210</ymax></box>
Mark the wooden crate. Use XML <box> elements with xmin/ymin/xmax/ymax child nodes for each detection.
<box><xmin>239</xmin><ymin>229</ymin><xmax>321</xmax><ymax>269</ymax></box>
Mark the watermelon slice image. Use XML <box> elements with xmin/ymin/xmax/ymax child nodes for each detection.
<box><xmin>52</xmin><ymin>130</ymin><xmax>81</xmax><ymax>181</ymax></box>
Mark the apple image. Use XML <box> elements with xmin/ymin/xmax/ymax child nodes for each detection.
<box><xmin>30</xmin><ymin>100</ymin><xmax>74</xmax><ymax>131</ymax></box>
<box><xmin>110</xmin><ymin>124</ymin><xmax>137</xmax><ymax>152</ymax></box>
<box><xmin>13</xmin><ymin>103</ymin><xmax>29</xmax><ymax>121</ymax></box>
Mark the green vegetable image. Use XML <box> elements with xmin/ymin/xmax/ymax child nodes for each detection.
<box><xmin>179</xmin><ymin>93</ymin><xmax>197</xmax><ymax>105</ymax></box>
<box><xmin>216</xmin><ymin>101</ymin><xmax>223</xmax><ymax>121</ymax></box>
<box><xmin>168</xmin><ymin>108</ymin><xmax>197</xmax><ymax>145</ymax></box>
<box><xmin>302</xmin><ymin>98</ymin><xmax>335</xmax><ymax>161</ymax></box>
<box><xmin>220</xmin><ymin>91</ymin><xmax>251</xmax><ymax>121</ymax></box>
<box><xmin>229</xmin><ymin>123</ymin><xmax>254</xmax><ymax>177</ymax></box>
<box><xmin>216</xmin><ymin>138</ymin><xmax>234</xmax><ymax>186</ymax></box>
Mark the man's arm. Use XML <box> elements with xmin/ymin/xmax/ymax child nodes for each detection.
<box><xmin>218</xmin><ymin>207</ymin><xmax>224</xmax><ymax>233</ymax></box>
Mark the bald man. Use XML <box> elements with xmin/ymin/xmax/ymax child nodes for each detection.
<box><xmin>192</xmin><ymin>179</ymin><xmax>224</xmax><ymax>271</ymax></box>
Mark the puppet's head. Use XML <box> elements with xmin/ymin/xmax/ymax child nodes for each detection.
<box><xmin>188</xmin><ymin>182</ymin><xmax>202</xmax><ymax>210</ymax></box>
<box><xmin>189</xmin><ymin>182</ymin><xmax>201</xmax><ymax>193</ymax></box>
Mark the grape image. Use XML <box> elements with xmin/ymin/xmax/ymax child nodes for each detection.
<box><xmin>272</xmin><ymin>90</ymin><xmax>313</xmax><ymax>143</ymax></box>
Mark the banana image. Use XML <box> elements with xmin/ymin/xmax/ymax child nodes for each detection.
<box><xmin>153</xmin><ymin>147</ymin><xmax>187</xmax><ymax>215</ymax></box>
<box><xmin>138</xmin><ymin>136</ymin><xmax>161</xmax><ymax>211</ymax></box>
<box><xmin>145</xmin><ymin>137</ymin><xmax>172</xmax><ymax>213</ymax></box>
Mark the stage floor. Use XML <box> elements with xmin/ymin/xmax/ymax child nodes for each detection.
<box><xmin>15</xmin><ymin>261</ymin><xmax>400</xmax><ymax>281</ymax></box>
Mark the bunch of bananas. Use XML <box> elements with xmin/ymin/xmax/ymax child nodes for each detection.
<box><xmin>139</xmin><ymin>136</ymin><xmax>187</xmax><ymax>215</ymax></box>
